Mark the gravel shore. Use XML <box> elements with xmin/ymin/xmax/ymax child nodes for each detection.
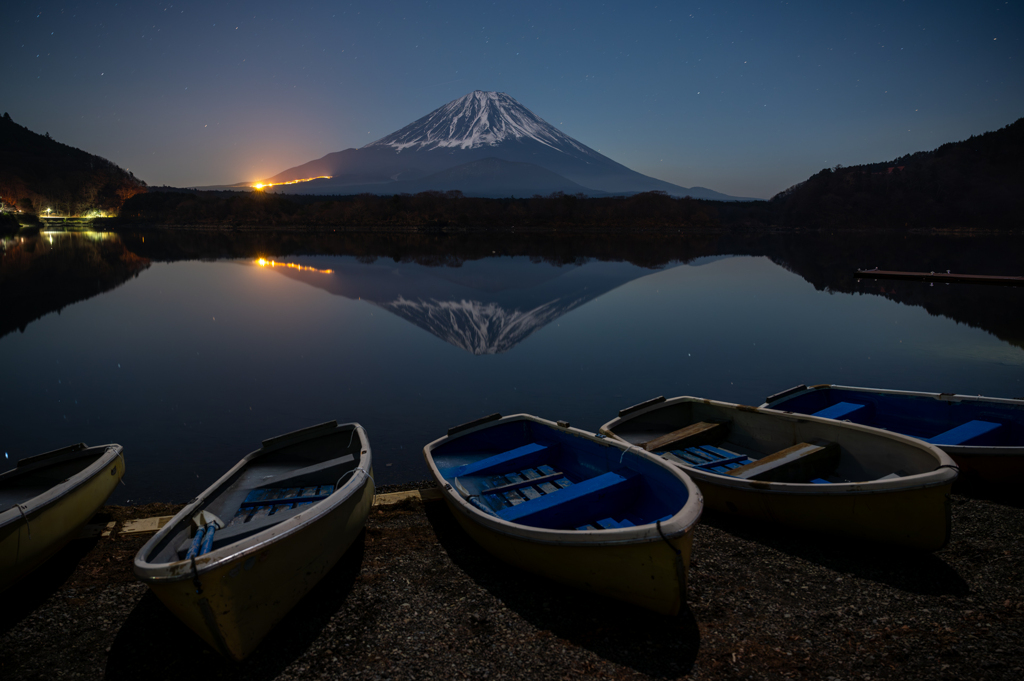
<box><xmin>1</xmin><ymin>482</ymin><xmax>1021</xmax><ymax>680</ymax></box>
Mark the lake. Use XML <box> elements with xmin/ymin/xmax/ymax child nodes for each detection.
<box><xmin>2</xmin><ymin>228</ymin><xmax>1022</xmax><ymax>504</ymax></box>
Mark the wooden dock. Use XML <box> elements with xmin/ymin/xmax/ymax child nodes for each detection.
<box><xmin>855</xmin><ymin>269</ymin><xmax>1024</xmax><ymax>286</ymax></box>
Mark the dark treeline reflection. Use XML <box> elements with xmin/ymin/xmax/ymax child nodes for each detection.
<box><xmin>4</xmin><ymin>229</ymin><xmax>1023</xmax><ymax>348</ymax></box>
<box><xmin>0</xmin><ymin>232</ymin><xmax>149</xmax><ymax>338</ymax></box>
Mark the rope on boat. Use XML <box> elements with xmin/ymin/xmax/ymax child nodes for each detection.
<box><xmin>620</xmin><ymin>442</ymin><xmax>646</xmax><ymax>464</ymax></box>
<box><xmin>335</xmin><ymin>466</ymin><xmax>374</xmax><ymax>493</ymax></box>
<box><xmin>657</xmin><ymin>519</ymin><xmax>687</xmax><ymax>595</ymax></box>
<box><xmin>934</xmin><ymin>464</ymin><xmax>960</xmax><ymax>473</ymax></box>
<box><xmin>116</xmin><ymin>449</ymin><xmax>127</xmax><ymax>486</ymax></box>
<box><xmin>16</xmin><ymin>504</ymin><xmax>31</xmax><ymax>537</ymax></box>
<box><xmin>190</xmin><ymin>555</ymin><xmax>203</xmax><ymax>595</ymax></box>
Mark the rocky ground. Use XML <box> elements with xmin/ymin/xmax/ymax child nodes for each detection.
<box><xmin>1</xmin><ymin>482</ymin><xmax>1021</xmax><ymax>680</ymax></box>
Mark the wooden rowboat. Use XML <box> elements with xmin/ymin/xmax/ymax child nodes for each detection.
<box><xmin>424</xmin><ymin>413</ymin><xmax>703</xmax><ymax>615</ymax></box>
<box><xmin>761</xmin><ymin>384</ymin><xmax>1024</xmax><ymax>484</ymax></box>
<box><xmin>600</xmin><ymin>397</ymin><xmax>958</xmax><ymax>551</ymax></box>
<box><xmin>1</xmin><ymin>443</ymin><xmax>125</xmax><ymax>591</ymax></box>
<box><xmin>133</xmin><ymin>421</ymin><xmax>373</xmax><ymax>660</ymax></box>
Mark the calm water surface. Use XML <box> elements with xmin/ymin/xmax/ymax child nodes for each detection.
<box><xmin>2</xmin><ymin>232</ymin><xmax>1022</xmax><ymax>503</ymax></box>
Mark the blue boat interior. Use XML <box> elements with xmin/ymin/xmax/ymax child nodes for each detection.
<box><xmin>767</xmin><ymin>387</ymin><xmax>1022</xmax><ymax>447</ymax></box>
<box><xmin>431</xmin><ymin>420</ymin><xmax>688</xmax><ymax>531</ymax></box>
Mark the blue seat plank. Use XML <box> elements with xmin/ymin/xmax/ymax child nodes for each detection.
<box><xmin>240</xmin><ymin>493</ymin><xmax>330</xmax><ymax>509</ymax></box>
<box><xmin>813</xmin><ymin>402</ymin><xmax>866</xmax><ymax>420</ymax></box>
<box><xmin>519</xmin><ymin>486</ymin><xmax>542</xmax><ymax>501</ymax></box>
<box><xmin>578</xmin><ymin>517</ymin><xmax>636</xmax><ymax>530</ymax></box>
<box><xmin>926</xmin><ymin>420</ymin><xmax>1001</xmax><ymax>446</ymax></box>
<box><xmin>438</xmin><ymin>443</ymin><xmax>548</xmax><ymax>478</ymax></box>
<box><xmin>249</xmin><ymin>506</ymin><xmax>273</xmax><ymax>521</ymax></box>
<box><xmin>666</xmin><ymin>445</ymin><xmax>749</xmax><ymax>471</ymax></box>
<box><xmin>497</xmin><ymin>470</ymin><xmax>639</xmax><ymax>526</ymax></box>
<box><xmin>595</xmin><ymin>517</ymin><xmax>637</xmax><ymax>529</ymax></box>
<box><xmin>671</xmin><ymin>449</ymin><xmax>710</xmax><ymax>465</ymax></box>
<box><xmin>694</xmin><ymin>454</ymin><xmax>749</xmax><ymax>470</ymax></box>
<box><xmin>699</xmin><ymin>444</ymin><xmax>741</xmax><ymax>459</ymax></box>
<box><xmin>232</xmin><ymin>484</ymin><xmax>336</xmax><ymax>524</ymax></box>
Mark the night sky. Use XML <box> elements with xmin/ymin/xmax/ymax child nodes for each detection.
<box><xmin>4</xmin><ymin>1</ymin><xmax>1022</xmax><ymax>199</ymax></box>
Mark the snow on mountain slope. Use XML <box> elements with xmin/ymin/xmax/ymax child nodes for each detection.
<box><xmin>382</xmin><ymin>295</ymin><xmax>588</xmax><ymax>355</ymax></box>
<box><xmin>367</xmin><ymin>91</ymin><xmax>595</xmax><ymax>157</ymax></box>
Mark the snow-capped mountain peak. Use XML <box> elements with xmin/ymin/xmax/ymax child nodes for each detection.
<box><xmin>365</xmin><ymin>91</ymin><xmax>591</xmax><ymax>155</ymax></box>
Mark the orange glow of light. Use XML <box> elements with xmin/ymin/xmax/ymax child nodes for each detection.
<box><xmin>251</xmin><ymin>176</ymin><xmax>332</xmax><ymax>190</ymax></box>
<box><xmin>254</xmin><ymin>258</ymin><xmax>334</xmax><ymax>274</ymax></box>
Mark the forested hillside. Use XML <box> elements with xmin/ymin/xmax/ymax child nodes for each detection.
<box><xmin>769</xmin><ymin>118</ymin><xmax>1024</xmax><ymax>229</ymax></box>
<box><xmin>0</xmin><ymin>113</ymin><xmax>147</xmax><ymax>217</ymax></box>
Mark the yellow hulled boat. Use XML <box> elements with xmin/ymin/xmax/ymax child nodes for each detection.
<box><xmin>600</xmin><ymin>397</ymin><xmax>958</xmax><ymax>551</ymax></box>
<box><xmin>424</xmin><ymin>413</ymin><xmax>703</xmax><ymax>615</ymax></box>
<box><xmin>1</xmin><ymin>443</ymin><xmax>125</xmax><ymax>591</ymax></box>
<box><xmin>133</xmin><ymin>421</ymin><xmax>373</xmax><ymax>660</ymax></box>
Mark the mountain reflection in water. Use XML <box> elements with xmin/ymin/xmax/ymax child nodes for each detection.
<box><xmin>1</xmin><ymin>228</ymin><xmax>1021</xmax><ymax>503</ymax></box>
<box><xmin>264</xmin><ymin>256</ymin><xmax>647</xmax><ymax>354</ymax></box>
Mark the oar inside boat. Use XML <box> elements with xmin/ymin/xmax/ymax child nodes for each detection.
<box><xmin>134</xmin><ymin>421</ymin><xmax>375</xmax><ymax>660</ymax></box>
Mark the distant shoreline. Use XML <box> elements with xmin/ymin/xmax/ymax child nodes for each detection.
<box><xmin>102</xmin><ymin>222</ymin><xmax>1021</xmax><ymax>235</ymax></box>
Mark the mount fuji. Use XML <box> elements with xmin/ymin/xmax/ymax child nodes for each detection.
<box><xmin>251</xmin><ymin>91</ymin><xmax>750</xmax><ymax>200</ymax></box>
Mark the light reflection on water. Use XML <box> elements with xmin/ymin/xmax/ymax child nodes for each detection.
<box><xmin>1</xmin><ymin>242</ymin><xmax>1022</xmax><ymax>504</ymax></box>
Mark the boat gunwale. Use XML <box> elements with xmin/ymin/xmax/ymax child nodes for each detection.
<box><xmin>759</xmin><ymin>384</ymin><xmax>1024</xmax><ymax>457</ymax></box>
<box><xmin>598</xmin><ymin>396</ymin><xmax>959</xmax><ymax>494</ymax></box>
<box><xmin>762</xmin><ymin>383</ymin><xmax>1024</xmax><ymax>409</ymax></box>
<box><xmin>0</xmin><ymin>444</ymin><xmax>124</xmax><ymax>530</ymax></box>
<box><xmin>424</xmin><ymin>413</ymin><xmax>703</xmax><ymax>547</ymax></box>
<box><xmin>133</xmin><ymin>422</ymin><xmax>372</xmax><ymax>582</ymax></box>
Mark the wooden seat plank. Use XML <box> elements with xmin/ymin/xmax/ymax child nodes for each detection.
<box><xmin>643</xmin><ymin>421</ymin><xmax>728</xmax><ymax>452</ymax></box>
<box><xmin>728</xmin><ymin>440</ymin><xmax>841</xmax><ymax>483</ymax></box>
